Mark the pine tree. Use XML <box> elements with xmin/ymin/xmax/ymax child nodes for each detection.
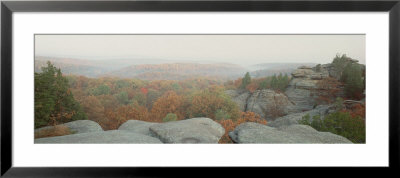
<box><xmin>259</xmin><ymin>80</ymin><xmax>268</xmax><ymax>89</ymax></box>
<box><xmin>241</xmin><ymin>72</ymin><xmax>251</xmax><ymax>89</ymax></box>
<box><xmin>282</xmin><ymin>73</ymin><xmax>289</xmax><ymax>90</ymax></box>
<box><xmin>271</xmin><ymin>75</ymin><xmax>278</xmax><ymax>90</ymax></box>
<box><xmin>35</xmin><ymin>61</ymin><xmax>87</xmax><ymax>128</ymax></box>
<box><xmin>342</xmin><ymin>63</ymin><xmax>364</xmax><ymax>99</ymax></box>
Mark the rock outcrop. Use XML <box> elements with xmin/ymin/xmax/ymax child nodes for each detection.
<box><xmin>35</xmin><ymin>120</ymin><xmax>103</xmax><ymax>134</ymax></box>
<box><xmin>149</xmin><ymin>118</ymin><xmax>225</xmax><ymax>143</ymax></box>
<box><xmin>285</xmin><ymin>65</ymin><xmax>330</xmax><ymax>113</ymax></box>
<box><xmin>225</xmin><ymin>89</ymin><xmax>294</xmax><ymax>121</ymax></box>
<box><xmin>225</xmin><ymin>65</ymin><xmax>338</xmax><ymax>119</ymax></box>
<box><xmin>35</xmin><ymin>130</ymin><xmax>163</xmax><ymax>144</ymax></box>
<box><xmin>225</xmin><ymin>89</ymin><xmax>250</xmax><ymax>112</ymax></box>
<box><xmin>229</xmin><ymin>122</ymin><xmax>352</xmax><ymax>143</ymax></box>
<box><xmin>118</xmin><ymin>120</ymin><xmax>159</xmax><ymax>137</ymax></box>
<box><xmin>268</xmin><ymin>105</ymin><xmax>334</xmax><ymax>128</ymax></box>
<box><xmin>35</xmin><ymin>118</ymin><xmax>225</xmax><ymax>144</ymax></box>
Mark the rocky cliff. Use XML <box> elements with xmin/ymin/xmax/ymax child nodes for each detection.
<box><xmin>225</xmin><ymin>66</ymin><xmax>331</xmax><ymax>120</ymax></box>
<box><xmin>227</xmin><ymin>62</ymin><xmax>351</xmax><ymax>119</ymax></box>
<box><xmin>225</xmin><ymin>89</ymin><xmax>294</xmax><ymax>121</ymax></box>
<box><xmin>285</xmin><ymin>66</ymin><xmax>330</xmax><ymax>113</ymax></box>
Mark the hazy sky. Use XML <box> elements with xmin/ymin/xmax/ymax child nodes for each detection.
<box><xmin>35</xmin><ymin>35</ymin><xmax>365</xmax><ymax>65</ymax></box>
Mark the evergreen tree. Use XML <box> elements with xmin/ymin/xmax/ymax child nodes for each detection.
<box><xmin>332</xmin><ymin>54</ymin><xmax>353</xmax><ymax>80</ymax></box>
<box><xmin>259</xmin><ymin>80</ymin><xmax>268</xmax><ymax>89</ymax></box>
<box><xmin>271</xmin><ymin>75</ymin><xmax>278</xmax><ymax>90</ymax></box>
<box><xmin>241</xmin><ymin>72</ymin><xmax>251</xmax><ymax>89</ymax></box>
<box><xmin>35</xmin><ymin>61</ymin><xmax>87</xmax><ymax>128</ymax></box>
<box><xmin>277</xmin><ymin>73</ymin><xmax>283</xmax><ymax>90</ymax></box>
<box><xmin>342</xmin><ymin>64</ymin><xmax>364</xmax><ymax>99</ymax></box>
<box><xmin>282</xmin><ymin>73</ymin><xmax>289</xmax><ymax>90</ymax></box>
<box><xmin>315</xmin><ymin>64</ymin><xmax>322</xmax><ymax>72</ymax></box>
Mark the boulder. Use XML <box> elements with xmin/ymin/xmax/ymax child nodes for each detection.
<box><xmin>291</xmin><ymin>65</ymin><xmax>330</xmax><ymax>81</ymax></box>
<box><xmin>225</xmin><ymin>89</ymin><xmax>250</xmax><ymax>111</ymax></box>
<box><xmin>245</xmin><ymin>89</ymin><xmax>294</xmax><ymax>120</ymax></box>
<box><xmin>118</xmin><ymin>120</ymin><xmax>159</xmax><ymax>137</ymax></box>
<box><xmin>149</xmin><ymin>118</ymin><xmax>225</xmax><ymax>143</ymax></box>
<box><xmin>226</xmin><ymin>89</ymin><xmax>294</xmax><ymax>120</ymax></box>
<box><xmin>34</xmin><ymin>130</ymin><xmax>162</xmax><ymax>144</ymax></box>
<box><xmin>291</xmin><ymin>68</ymin><xmax>314</xmax><ymax>78</ymax></box>
<box><xmin>35</xmin><ymin>120</ymin><xmax>103</xmax><ymax>134</ymax></box>
<box><xmin>229</xmin><ymin>122</ymin><xmax>352</xmax><ymax>143</ymax></box>
<box><xmin>285</xmin><ymin>82</ymin><xmax>317</xmax><ymax>114</ymax></box>
<box><xmin>285</xmin><ymin>67</ymin><xmax>325</xmax><ymax>113</ymax></box>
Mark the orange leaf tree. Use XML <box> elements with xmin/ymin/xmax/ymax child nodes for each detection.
<box><xmin>151</xmin><ymin>91</ymin><xmax>184</xmax><ymax>122</ymax></box>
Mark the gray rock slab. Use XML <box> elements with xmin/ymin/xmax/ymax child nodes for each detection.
<box><xmin>118</xmin><ymin>120</ymin><xmax>159</xmax><ymax>137</ymax></box>
<box><xmin>35</xmin><ymin>120</ymin><xmax>103</xmax><ymax>134</ymax></box>
<box><xmin>229</xmin><ymin>122</ymin><xmax>352</xmax><ymax>144</ymax></box>
<box><xmin>268</xmin><ymin>105</ymin><xmax>332</xmax><ymax>128</ymax></box>
<box><xmin>34</xmin><ymin>130</ymin><xmax>162</xmax><ymax>144</ymax></box>
<box><xmin>149</xmin><ymin>117</ymin><xmax>225</xmax><ymax>143</ymax></box>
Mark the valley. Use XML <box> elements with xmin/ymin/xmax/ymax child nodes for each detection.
<box><xmin>34</xmin><ymin>54</ymin><xmax>366</xmax><ymax>144</ymax></box>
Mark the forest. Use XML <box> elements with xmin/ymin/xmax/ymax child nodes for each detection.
<box><xmin>34</xmin><ymin>54</ymin><xmax>366</xmax><ymax>143</ymax></box>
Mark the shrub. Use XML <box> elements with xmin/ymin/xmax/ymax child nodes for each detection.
<box><xmin>188</xmin><ymin>89</ymin><xmax>240</xmax><ymax>120</ymax></box>
<box><xmin>162</xmin><ymin>113</ymin><xmax>178</xmax><ymax>122</ymax></box>
<box><xmin>298</xmin><ymin>113</ymin><xmax>311</xmax><ymax>125</ymax></box>
<box><xmin>215</xmin><ymin>109</ymin><xmax>231</xmax><ymax>120</ymax></box>
<box><xmin>34</xmin><ymin>125</ymin><xmax>74</xmax><ymax>139</ymax></box>
<box><xmin>334</xmin><ymin>97</ymin><xmax>344</xmax><ymax>111</ymax></box>
<box><xmin>299</xmin><ymin>111</ymin><xmax>365</xmax><ymax>143</ymax></box>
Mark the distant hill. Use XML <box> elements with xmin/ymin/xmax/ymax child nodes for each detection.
<box><xmin>35</xmin><ymin>57</ymin><xmax>110</xmax><ymax>78</ymax></box>
<box><xmin>104</xmin><ymin>63</ymin><xmax>247</xmax><ymax>80</ymax></box>
<box><xmin>35</xmin><ymin>56</ymin><xmax>318</xmax><ymax>80</ymax></box>
<box><xmin>35</xmin><ymin>56</ymin><xmax>172</xmax><ymax>78</ymax></box>
<box><xmin>248</xmin><ymin>63</ymin><xmax>317</xmax><ymax>78</ymax></box>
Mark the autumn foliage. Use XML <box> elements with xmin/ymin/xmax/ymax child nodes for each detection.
<box><xmin>35</xmin><ymin>55</ymin><xmax>366</xmax><ymax>143</ymax></box>
<box><xmin>151</xmin><ymin>91</ymin><xmax>184</xmax><ymax>122</ymax></box>
<box><xmin>315</xmin><ymin>77</ymin><xmax>342</xmax><ymax>104</ymax></box>
<box><xmin>218</xmin><ymin>111</ymin><xmax>267</xmax><ymax>143</ymax></box>
<box><xmin>34</xmin><ymin>125</ymin><xmax>73</xmax><ymax>139</ymax></box>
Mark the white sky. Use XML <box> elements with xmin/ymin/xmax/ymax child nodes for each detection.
<box><xmin>35</xmin><ymin>35</ymin><xmax>365</xmax><ymax>65</ymax></box>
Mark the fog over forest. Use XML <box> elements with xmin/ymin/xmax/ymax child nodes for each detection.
<box><xmin>35</xmin><ymin>35</ymin><xmax>366</xmax><ymax>66</ymax></box>
<box><xmin>34</xmin><ymin>35</ymin><xmax>366</xmax><ymax>144</ymax></box>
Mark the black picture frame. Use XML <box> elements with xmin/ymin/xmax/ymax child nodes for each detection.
<box><xmin>1</xmin><ymin>0</ymin><xmax>399</xmax><ymax>177</ymax></box>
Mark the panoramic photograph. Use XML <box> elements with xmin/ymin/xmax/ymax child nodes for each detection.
<box><xmin>34</xmin><ymin>35</ymin><xmax>366</xmax><ymax>144</ymax></box>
